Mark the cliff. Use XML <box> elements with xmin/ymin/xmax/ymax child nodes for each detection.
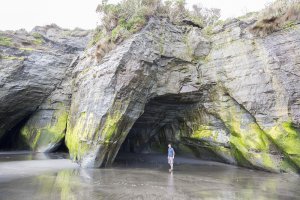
<box><xmin>0</xmin><ymin>17</ymin><xmax>300</xmax><ymax>173</ymax></box>
<box><xmin>0</xmin><ymin>24</ymin><xmax>91</xmax><ymax>151</ymax></box>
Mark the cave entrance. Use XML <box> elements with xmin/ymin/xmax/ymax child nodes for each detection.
<box><xmin>0</xmin><ymin>115</ymin><xmax>68</xmax><ymax>154</ymax></box>
<box><xmin>115</xmin><ymin>92</ymin><xmax>203</xmax><ymax>164</ymax></box>
<box><xmin>0</xmin><ymin>116</ymin><xmax>31</xmax><ymax>151</ymax></box>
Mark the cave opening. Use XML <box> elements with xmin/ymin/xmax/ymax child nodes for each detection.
<box><xmin>114</xmin><ymin>92</ymin><xmax>207</xmax><ymax>164</ymax></box>
<box><xmin>0</xmin><ymin>115</ymin><xmax>68</xmax><ymax>154</ymax></box>
<box><xmin>0</xmin><ymin>115</ymin><xmax>31</xmax><ymax>151</ymax></box>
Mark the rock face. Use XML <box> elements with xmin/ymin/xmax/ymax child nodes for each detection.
<box><xmin>198</xmin><ymin>19</ymin><xmax>300</xmax><ymax>172</ymax></box>
<box><xmin>0</xmin><ymin>25</ymin><xmax>91</xmax><ymax>151</ymax></box>
<box><xmin>65</xmin><ymin>17</ymin><xmax>300</xmax><ymax>173</ymax></box>
<box><xmin>66</xmin><ymin>18</ymin><xmax>207</xmax><ymax>167</ymax></box>
<box><xmin>1</xmin><ymin>17</ymin><xmax>300</xmax><ymax>173</ymax></box>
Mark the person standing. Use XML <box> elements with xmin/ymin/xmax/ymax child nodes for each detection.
<box><xmin>167</xmin><ymin>144</ymin><xmax>175</xmax><ymax>172</ymax></box>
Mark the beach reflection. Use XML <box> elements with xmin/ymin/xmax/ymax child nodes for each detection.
<box><xmin>0</xmin><ymin>154</ymin><xmax>300</xmax><ymax>200</ymax></box>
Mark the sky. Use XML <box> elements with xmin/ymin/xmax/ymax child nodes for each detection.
<box><xmin>0</xmin><ymin>0</ymin><xmax>273</xmax><ymax>31</ymax></box>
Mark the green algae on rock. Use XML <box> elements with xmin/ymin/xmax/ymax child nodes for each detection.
<box><xmin>20</xmin><ymin>109</ymin><xmax>68</xmax><ymax>152</ymax></box>
<box><xmin>267</xmin><ymin>122</ymin><xmax>300</xmax><ymax>171</ymax></box>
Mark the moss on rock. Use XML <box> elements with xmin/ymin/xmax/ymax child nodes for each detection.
<box><xmin>66</xmin><ymin>111</ymin><xmax>123</xmax><ymax>161</ymax></box>
<box><xmin>20</xmin><ymin>109</ymin><xmax>68</xmax><ymax>152</ymax></box>
<box><xmin>207</xmin><ymin>89</ymin><xmax>290</xmax><ymax>172</ymax></box>
<box><xmin>0</xmin><ymin>36</ymin><xmax>13</xmax><ymax>47</ymax></box>
<box><xmin>66</xmin><ymin>112</ymin><xmax>91</xmax><ymax>160</ymax></box>
<box><xmin>191</xmin><ymin>126</ymin><xmax>216</xmax><ymax>140</ymax></box>
<box><xmin>223</xmin><ymin>110</ymin><xmax>279</xmax><ymax>171</ymax></box>
<box><xmin>1</xmin><ymin>55</ymin><xmax>25</xmax><ymax>61</ymax></box>
<box><xmin>32</xmin><ymin>32</ymin><xmax>44</xmax><ymax>45</ymax></box>
<box><xmin>102</xmin><ymin>112</ymin><xmax>122</xmax><ymax>143</ymax></box>
<box><xmin>185</xmin><ymin>88</ymin><xmax>300</xmax><ymax>173</ymax></box>
<box><xmin>267</xmin><ymin>122</ymin><xmax>300</xmax><ymax>169</ymax></box>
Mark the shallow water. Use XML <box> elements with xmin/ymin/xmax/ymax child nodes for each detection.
<box><xmin>0</xmin><ymin>152</ymin><xmax>299</xmax><ymax>200</ymax></box>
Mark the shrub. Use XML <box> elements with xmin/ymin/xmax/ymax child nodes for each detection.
<box><xmin>191</xmin><ymin>4</ymin><xmax>221</xmax><ymax>26</ymax></box>
<box><xmin>88</xmin><ymin>29</ymin><xmax>103</xmax><ymax>47</ymax></box>
<box><xmin>250</xmin><ymin>0</ymin><xmax>300</xmax><ymax>37</ymax></box>
<box><xmin>260</xmin><ymin>0</ymin><xmax>299</xmax><ymax>19</ymax></box>
<box><xmin>92</xmin><ymin>0</ymin><xmax>220</xmax><ymax>62</ymax></box>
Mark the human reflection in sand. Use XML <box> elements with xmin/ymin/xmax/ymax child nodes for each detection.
<box><xmin>1</xmin><ymin>153</ymin><xmax>300</xmax><ymax>200</ymax></box>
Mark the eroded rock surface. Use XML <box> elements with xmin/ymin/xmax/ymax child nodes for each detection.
<box><xmin>1</xmin><ymin>17</ymin><xmax>300</xmax><ymax>173</ymax></box>
<box><xmin>0</xmin><ymin>25</ymin><xmax>91</xmax><ymax>151</ymax></box>
<box><xmin>66</xmin><ymin>18</ymin><xmax>204</xmax><ymax>167</ymax></box>
<box><xmin>65</xmin><ymin>17</ymin><xmax>300</xmax><ymax>173</ymax></box>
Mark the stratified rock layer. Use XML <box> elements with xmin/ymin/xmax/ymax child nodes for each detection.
<box><xmin>66</xmin><ymin>18</ymin><xmax>203</xmax><ymax>167</ymax></box>
<box><xmin>65</xmin><ymin>17</ymin><xmax>300</xmax><ymax>173</ymax></box>
<box><xmin>0</xmin><ymin>25</ymin><xmax>91</xmax><ymax>151</ymax></box>
<box><xmin>1</xmin><ymin>17</ymin><xmax>300</xmax><ymax>173</ymax></box>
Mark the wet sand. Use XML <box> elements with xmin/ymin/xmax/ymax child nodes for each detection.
<box><xmin>0</xmin><ymin>152</ymin><xmax>299</xmax><ymax>200</ymax></box>
<box><xmin>0</xmin><ymin>151</ymin><xmax>77</xmax><ymax>183</ymax></box>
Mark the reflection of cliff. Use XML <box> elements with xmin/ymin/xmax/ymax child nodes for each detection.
<box><xmin>1</xmin><ymin>163</ymin><xmax>300</xmax><ymax>199</ymax></box>
<box><xmin>57</xmin><ymin>170</ymin><xmax>86</xmax><ymax>200</ymax></box>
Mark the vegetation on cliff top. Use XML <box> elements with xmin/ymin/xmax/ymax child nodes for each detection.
<box><xmin>251</xmin><ymin>0</ymin><xmax>300</xmax><ymax>36</ymax></box>
<box><xmin>91</xmin><ymin>0</ymin><xmax>220</xmax><ymax>61</ymax></box>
